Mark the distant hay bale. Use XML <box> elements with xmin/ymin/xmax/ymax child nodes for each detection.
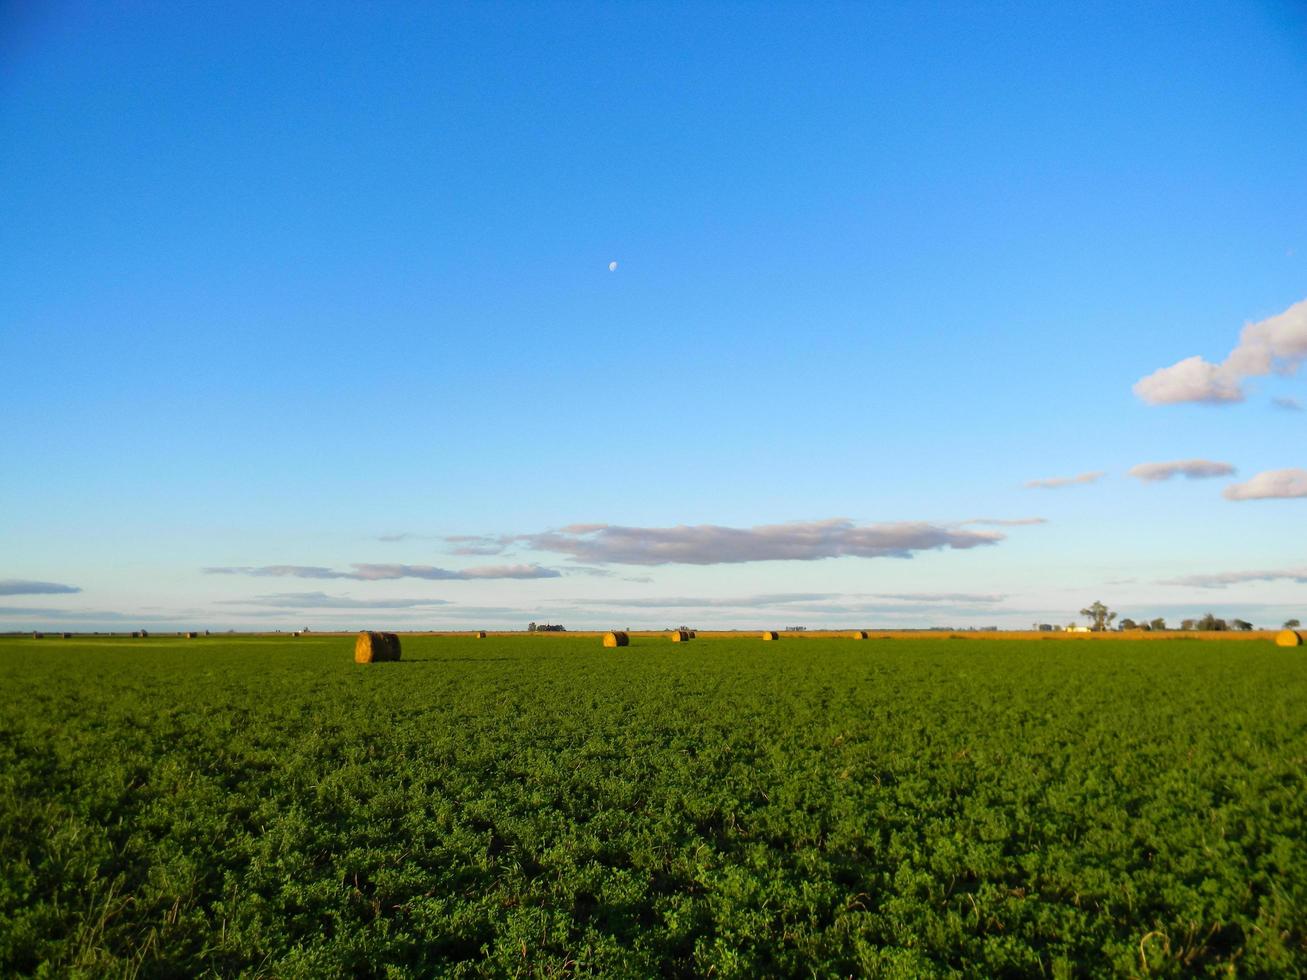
<box><xmin>761</xmin><ymin>631</ymin><xmax>779</xmax><ymax>641</ymax></box>
<box><xmin>603</xmin><ymin>631</ymin><xmax>629</xmax><ymax>648</ymax></box>
<box><xmin>185</xmin><ymin>632</ymin><xmax>199</xmax><ymax>639</ymax></box>
<box><xmin>292</xmin><ymin>631</ymin><xmax>301</xmax><ymax>638</ymax></box>
<box><xmin>688</xmin><ymin>630</ymin><xmax>697</xmax><ymax>638</ymax></box>
<box><xmin>670</xmin><ymin>629</ymin><xmax>690</xmax><ymax>642</ymax></box>
<box><xmin>476</xmin><ymin>631</ymin><xmax>487</xmax><ymax>638</ymax></box>
<box><xmin>850</xmin><ymin>630</ymin><xmax>869</xmax><ymax>639</ymax></box>
<box><xmin>1275</xmin><ymin>629</ymin><xmax>1304</xmax><ymax>647</ymax></box>
<box><xmin>355</xmin><ymin>631</ymin><xmax>402</xmax><ymax>663</ymax></box>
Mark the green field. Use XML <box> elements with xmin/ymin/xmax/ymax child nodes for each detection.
<box><xmin>2</xmin><ymin>634</ymin><xmax>1305</xmax><ymax>977</ymax></box>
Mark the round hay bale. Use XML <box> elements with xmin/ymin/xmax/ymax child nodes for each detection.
<box><xmin>355</xmin><ymin>631</ymin><xmax>402</xmax><ymax>663</ymax></box>
<box><xmin>850</xmin><ymin>630</ymin><xmax>869</xmax><ymax>639</ymax></box>
<box><xmin>1275</xmin><ymin>629</ymin><xmax>1303</xmax><ymax>647</ymax></box>
<box><xmin>670</xmin><ymin>629</ymin><xmax>690</xmax><ymax>642</ymax></box>
<box><xmin>603</xmin><ymin>631</ymin><xmax>629</xmax><ymax>648</ymax></box>
<box><xmin>761</xmin><ymin>631</ymin><xmax>779</xmax><ymax>641</ymax></box>
<box><xmin>476</xmin><ymin>631</ymin><xmax>487</xmax><ymax>638</ymax></box>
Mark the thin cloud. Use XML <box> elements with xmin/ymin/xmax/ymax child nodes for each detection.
<box><xmin>573</xmin><ymin>593</ymin><xmax>839</xmax><ymax>609</ymax></box>
<box><xmin>0</xmin><ymin>606</ymin><xmax>186</xmax><ymax>623</ymax></box>
<box><xmin>1160</xmin><ymin>568</ymin><xmax>1307</xmax><ymax>589</ymax></box>
<box><xmin>217</xmin><ymin>592</ymin><xmax>454</xmax><ymax>609</ymax></box>
<box><xmin>960</xmin><ymin>517</ymin><xmax>1048</xmax><ymax>526</ymax></box>
<box><xmin>204</xmin><ymin>563</ymin><xmax>561</xmax><ymax>580</ymax></box>
<box><xmin>515</xmin><ymin>519</ymin><xmax>1003</xmax><ymax>566</ymax></box>
<box><xmin>1272</xmin><ymin>396</ymin><xmax>1303</xmax><ymax>412</ymax></box>
<box><xmin>873</xmin><ymin>592</ymin><xmax>1007</xmax><ymax>603</ymax></box>
<box><xmin>1134</xmin><ymin>297</ymin><xmax>1307</xmax><ymax>405</ymax></box>
<box><xmin>571</xmin><ymin>591</ymin><xmax>1006</xmax><ymax>609</ymax></box>
<box><xmin>0</xmin><ymin>579</ymin><xmax>82</xmax><ymax>596</ymax></box>
<box><xmin>1024</xmin><ymin>472</ymin><xmax>1105</xmax><ymax>490</ymax></box>
<box><xmin>1222</xmin><ymin>468</ymin><xmax>1307</xmax><ymax>501</ymax></box>
<box><xmin>444</xmin><ymin>534</ymin><xmax>513</xmax><ymax>556</ymax></box>
<box><xmin>1127</xmin><ymin>459</ymin><xmax>1236</xmax><ymax>482</ymax></box>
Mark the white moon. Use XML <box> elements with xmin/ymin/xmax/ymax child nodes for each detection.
<box><xmin>608</xmin><ymin>261</ymin><xmax>618</xmax><ymax>272</ymax></box>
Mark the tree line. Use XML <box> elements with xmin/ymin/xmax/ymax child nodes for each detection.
<box><xmin>1078</xmin><ymin>601</ymin><xmax>1301</xmax><ymax>633</ymax></box>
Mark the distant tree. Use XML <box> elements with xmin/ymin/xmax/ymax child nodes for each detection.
<box><xmin>1079</xmin><ymin>600</ymin><xmax>1117</xmax><ymax>632</ymax></box>
<box><xmin>1150</xmin><ymin>617</ymin><xmax>1166</xmax><ymax>631</ymax></box>
<box><xmin>1196</xmin><ymin>612</ymin><xmax>1228</xmax><ymax>632</ymax></box>
<box><xmin>1180</xmin><ymin>618</ymin><xmax>1197</xmax><ymax>631</ymax></box>
<box><xmin>1119</xmin><ymin>618</ymin><xmax>1138</xmax><ymax>630</ymax></box>
<box><xmin>1286</xmin><ymin>618</ymin><xmax>1302</xmax><ymax>629</ymax></box>
<box><xmin>1231</xmin><ymin>619</ymin><xmax>1254</xmax><ymax>631</ymax></box>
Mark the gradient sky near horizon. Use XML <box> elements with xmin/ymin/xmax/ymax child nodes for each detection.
<box><xmin>3</xmin><ymin>1</ymin><xmax>1306</xmax><ymax>631</ymax></box>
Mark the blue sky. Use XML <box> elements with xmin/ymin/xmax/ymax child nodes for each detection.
<box><xmin>3</xmin><ymin>1</ymin><xmax>1305</xmax><ymax>630</ymax></box>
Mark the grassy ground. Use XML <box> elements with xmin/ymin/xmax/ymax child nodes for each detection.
<box><xmin>1</xmin><ymin>634</ymin><xmax>1305</xmax><ymax>977</ymax></box>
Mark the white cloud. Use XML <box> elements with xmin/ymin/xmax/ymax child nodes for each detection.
<box><xmin>1134</xmin><ymin>297</ymin><xmax>1307</xmax><ymax>405</ymax></box>
<box><xmin>1222</xmin><ymin>468</ymin><xmax>1307</xmax><ymax>501</ymax></box>
<box><xmin>515</xmin><ymin>519</ymin><xmax>1003</xmax><ymax>565</ymax></box>
<box><xmin>1132</xmin><ymin>355</ymin><xmax>1245</xmax><ymax>405</ymax></box>
<box><xmin>204</xmin><ymin>563</ymin><xmax>561</xmax><ymax>580</ymax></box>
<box><xmin>0</xmin><ymin>579</ymin><xmax>82</xmax><ymax>596</ymax></box>
<box><xmin>1127</xmin><ymin>459</ymin><xmax>1235</xmax><ymax>482</ymax></box>
<box><xmin>1272</xmin><ymin>396</ymin><xmax>1303</xmax><ymax>412</ymax></box>
<box><xmin>1024</xmin><ymin>472</ymin><xmax>1105</xmax><ymax>490</ymax></box>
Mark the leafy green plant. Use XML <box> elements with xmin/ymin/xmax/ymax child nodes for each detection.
<box><xmin>1</xmin><ymin>634</ymin><xmax>1304</xmax><ymax>976</ymax></box>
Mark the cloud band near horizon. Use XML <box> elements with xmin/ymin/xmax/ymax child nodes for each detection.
<box><xmin>511</xmin><ymin>519</ymin><xmax>1005</xmax><ymax>565</ymax></box>
<box><xmin>204</xmin><ymin>563</ymin><xmax>561</xmax><ymax>581</ymax></box>
<box><xmin>0</xmin><ymin>579</ymin><xmax>82</xmax><ymax>596</ymax></box>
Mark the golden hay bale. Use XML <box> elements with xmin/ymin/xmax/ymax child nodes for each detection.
<box><xmin>476</xmin><ymin>631</ymin><xmax>487</xmax><ymax>638</ymax></box>
<box><xmin>670</xmin><ymin>629</ymin><xmax>690</xmax><ymax>642</ymax></box>
<box><xmin>1275</xmin><ymin>629</ymin><xmax>1304</xmax><ymax>647</ymax></box>
<box><xmin>850</xmin><ymin>630</ymin><xmax>869</xmax><ymax>639</ymax></box>
<box><xmin>355</xmin><ymin>631</ymin><xmax>402</xmax><ymax>663</ymax></box>
<box><xmin>603</xmin><ymin>631</ymin><xmax>629</xmax><ymax>648</ymax></box>
<box><xmin>761</xmin><ymin>631</ymin><xmax>779</xmax><ymax>641</ymax></box>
